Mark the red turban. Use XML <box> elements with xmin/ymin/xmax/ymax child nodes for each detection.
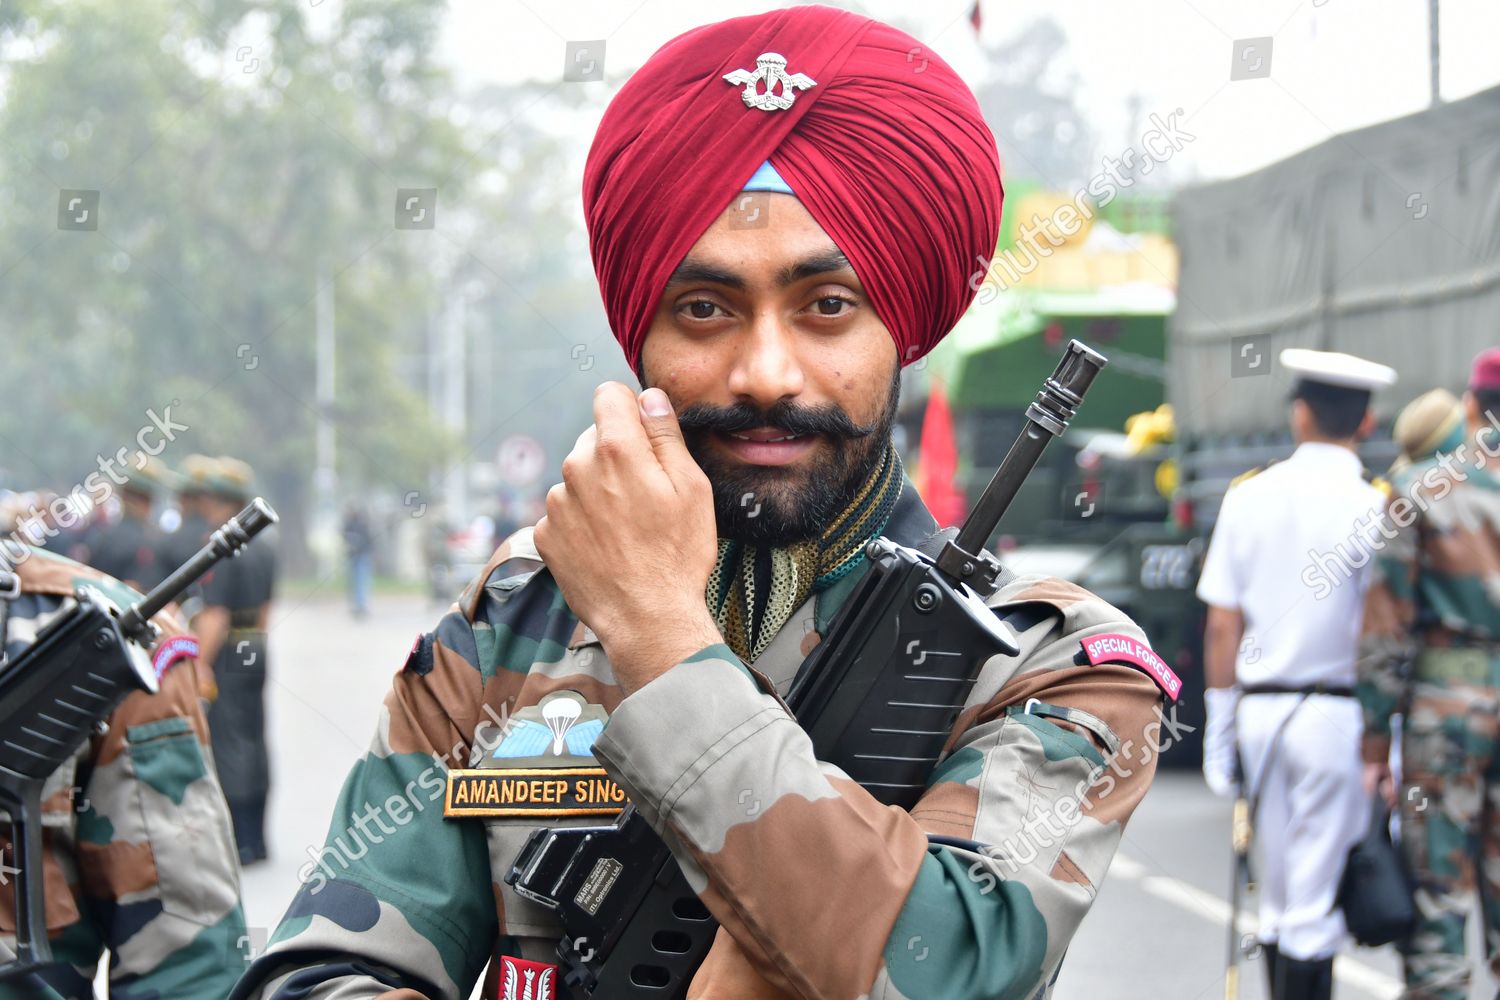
<box><xmin>583</xmin><ymin>4</ymin><xmax>1003</xmax><ymax>372</ymax></box>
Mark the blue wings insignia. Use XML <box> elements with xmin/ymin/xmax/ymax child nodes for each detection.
<box><xmin>564</xmin><ymin>719</ymin><xmax>604</xmax><ymax>756</ymax></box>
<box><xmin>491</xmin><ymin>718</ymin><xmax>605</xmax><ymax>759</ymax></box>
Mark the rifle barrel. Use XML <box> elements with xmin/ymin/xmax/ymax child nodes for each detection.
<box><xmin>118</xmin><ymin>498</ymin><xmax>277</xmax><ymax>636</ymax></box>
<box><xmin>952</xmin><ymin>340</ymin><xmax>1107</xmax><ymax>557</ymax></box>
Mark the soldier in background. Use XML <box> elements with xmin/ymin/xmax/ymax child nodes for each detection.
<box><xmin>1390</xmin><ymin>388</ymin><xmax>1467</xmax><ymax>475</ymax></box>
<box><xmin>195</xmin><ymin>457</ymin><xmax>278</xmax><ymax>866</ymax></box>
<box><xmin>82</xmin><ymin>459</ymin><xmax>167</xmax><ymax>592</ymax></box>
<box><xmin>1360</xmin><ymin>348</ymin><xmax>1500</xmax><ymax>1000</ymax></box>
<box><xmin>0</xmin><ymin>544</ymin><xmax>248</xmax><ymax>998</ymax></box>
<box><xmin>158</xmin><ymin>455</ymin><xmax>229</xmax><ymax>709</ymax></box>
<box><xmin>158</xmin><ymin>455</ymin><xmax>218</xmax><ymax>613</ymax></box>
<box><xmin>1199</xmin><ymin>348</ymin><xmax>1395</xmax><ymax>999</ymax></box>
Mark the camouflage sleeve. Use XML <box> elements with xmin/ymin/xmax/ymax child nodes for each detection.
<box><xmin>231</xmin><ymin>604</ymin><xmax>499</xmax><ymax>1000</ymax></box>
<box><xmin>1356</xmin><ymin>484</ymin><xmax>1422</xmax><ymax>756</ymax></box>
<box><xmin>592</xmin><ymin>576</ymin><xmax>1164</xmax><ymax>999</ymax></box>
<box><xmin>82</xmin><ymin>649</ymin><xmax>250</xmax><ymax>997</ymax></box>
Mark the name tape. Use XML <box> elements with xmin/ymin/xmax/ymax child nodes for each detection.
<box><xmin>444</xmin><ymin>767</ymin><xmax>629</xmax><ymax>818</ymax></box>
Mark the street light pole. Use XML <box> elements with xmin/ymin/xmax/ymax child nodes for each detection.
<box><xmin>314</xmin><ymin>263</ymin><xmax>338</xmax><ymax>577</ymax></box>
<box><xmin>1428</xmin><ymin>0</ymin><xmax>1441</xmax><ymax>107</ymax></box>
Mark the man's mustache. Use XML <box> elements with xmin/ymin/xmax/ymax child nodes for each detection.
<box><xmin>675</xmin><ymin>399</ymin><xmax>879</xmax><ymax>440</ymax></box>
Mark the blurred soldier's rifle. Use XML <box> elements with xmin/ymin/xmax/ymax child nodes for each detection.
<box><xmin>1225</xmin><ymin>762</ymin><xmax>1255</xmax><ymax>1000</ymax></box>
<box><xmin>0</xmin><ymin>499</ymin><xmax>277</xmax><ymax>984</ymax></box>
<box><xmin>506</xmin><ymin>343</ymin><xmax>1108</xmax><ymax>998</ymax></box>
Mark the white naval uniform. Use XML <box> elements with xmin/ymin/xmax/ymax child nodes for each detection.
<box><xmin>1197</xmin><ymin>442</ymin><xmax>1385</xmax><ymax>961</ymax></box>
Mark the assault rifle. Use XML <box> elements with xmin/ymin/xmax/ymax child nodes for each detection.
<box><xmin>507</xmin><ymin>343</ymin><xmax>1107</xmax><ymax>997</ymax></box>
<box><xmin>0</xmin><ymin>498</ymin><xmax>278</xmax><ymax>983</ymax></box>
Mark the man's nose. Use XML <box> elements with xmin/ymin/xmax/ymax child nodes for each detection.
<box><xmin>726</xmin><ymin>314</ymin><xmax>805</xmax><ymax>407</ymax></box>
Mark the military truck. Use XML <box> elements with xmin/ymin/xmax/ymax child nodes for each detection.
<box><xmin>1172</xmin><ymin>83</ymin><xmax>1500</xmax><ymax>530</ymax></box>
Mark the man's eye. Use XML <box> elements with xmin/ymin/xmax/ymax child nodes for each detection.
<box><xmin>812</xmin><ymin>296</ymin><xmax>854</xmax><ymax>316</ymax></box>
<box><xmin>680</xmin><ymin>300</ymin><xmax>722</xmax><ymax>320</ymax></box>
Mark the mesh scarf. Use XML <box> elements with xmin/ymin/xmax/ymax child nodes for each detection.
<box><xmin>706</xmin><ymin>444</ymin><xmax>903</xmax><ymax>662</ymax></box>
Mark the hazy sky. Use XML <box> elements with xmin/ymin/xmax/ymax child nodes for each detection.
<box><xmin>437</xmin><ymin>0</ymin><xmax>1500</xmax><ymax>183</ymax></box>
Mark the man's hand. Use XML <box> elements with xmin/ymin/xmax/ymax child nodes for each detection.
<box><xmin>686</xmin><ymin>927</ymin><xmax>791</xmax><ymax>1000</ymax></box>
<box><xmin>1363</xmin><ymin>762</ymin><xmax>1395</xmax><ymax>810</ymax></box>
<box><xmin>534</xmin><ymin>383</ymin><xmax>723</xmax><ymax>695</ymax></box>
<box><xmin>1202</xmin><ymin>686</ymin><xmax>1240</xmax><ymax>798</ymax></box>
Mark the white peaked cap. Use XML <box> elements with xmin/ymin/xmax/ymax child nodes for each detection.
<box><xmin>1279</xmin><ymin>348</ymin><xmax>1397</xmax><ymax>391</ymax></box>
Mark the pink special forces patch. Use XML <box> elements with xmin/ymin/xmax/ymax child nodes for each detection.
<box><xmin>1080</xmin><ymin>632</ymin><xmax>1182</xmax><ymax>701</ymax></box>
<box><xmin>151</xmin><ymin>635</ymin><xmax>201</xmax><ymax>681</ymax></box>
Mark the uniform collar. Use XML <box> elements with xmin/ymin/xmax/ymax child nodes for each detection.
<box><xmin>1289</xmin><ymin>440</ymin><xmax>1364</xmax><ymax>475</ymax></box>
<box><xmin>811</xmin><ymin>477</ymin><xmax>937</xmax><ymax>634</ymax></box>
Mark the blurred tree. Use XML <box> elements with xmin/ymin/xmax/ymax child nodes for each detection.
<box><xmin>446</xmin><ymin>78</ymin><xmax>632</xmax><ymax>520</ymax></box>
<box><xmin>0</xmin><ymin>0</ymin><xmax>476</xmax><ymax>570</ymax></box>
<box><xmin>973</xmin><ymin>17</ymin><xmax>1097</xmax><ymax>188</ymax></box>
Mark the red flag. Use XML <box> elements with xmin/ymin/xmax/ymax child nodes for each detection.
<box><xmin>970</xmin><ymin>0</ymin><xmax>982</xmax><ymax>35</ymax></box>
<box><xmin>917</xmin><ymin>378</ymin><xmax>966</xmax><ymax>528</ymax></box>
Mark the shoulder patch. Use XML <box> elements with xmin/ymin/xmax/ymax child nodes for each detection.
<box><xmin>151</xmin><ymin>634</ymin><xmax>199</xmax><ymax>680</ymax></box>
<box><xmin>1228</xmin><ymin>464</ymin><xmax>1265</xmax><ymax>489</ymax></box>
<box><xmin>1079</xmin><ymin>632</ymin><xmax>1181</xmax><ymax>701</ymax></box>
<box><xmin>402</xmin><ymin>631</ymin><xmax>435</xmax><ymax>676</ymax></box>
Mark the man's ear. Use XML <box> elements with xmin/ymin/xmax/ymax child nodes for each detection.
<box><xmin>1463</xmin><ymin>389</ymin><xmax>1482</xmax><ymax>430</ymax></box>
<box><xmin>1356</xmin><ymin>408</ymin><xmax>1376</xmax><ymax>441</ymax></box>
<box><xmin>1290</xmin><ymin>398</ymin><xmax>1310</xmax><ymax>440</ymax></box>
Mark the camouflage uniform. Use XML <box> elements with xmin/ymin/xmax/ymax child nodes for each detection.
<box><xmin>1357</xmin><ymin>449</ymin><xmax>1500</xmax><ymax>999</ymax></box>
<box><xmin>0</xmin><ymin>547</ymin><xmax>249</xmax><ymax>999</ymax></box>
<box><xmin>233</xmin><ymin>484</ymin><xmax>1171</xmax><ymax>999</ymax></box>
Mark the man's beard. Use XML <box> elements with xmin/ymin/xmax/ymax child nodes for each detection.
<box><xmin>664</xmin><ymin>367</ymin><xmax>902</xmax><ymax>546</ymax></box>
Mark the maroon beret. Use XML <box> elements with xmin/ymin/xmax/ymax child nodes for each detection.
<box><xmin>1472</xmin><ymin>348</ymin><xmax>1500</xmax><ymax>392</ymax></box>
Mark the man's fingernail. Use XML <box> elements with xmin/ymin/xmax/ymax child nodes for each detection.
<box><xmin>641</xmin><ymin>388</ymin><xmax>671</xmax><ymax>417</ymax></box>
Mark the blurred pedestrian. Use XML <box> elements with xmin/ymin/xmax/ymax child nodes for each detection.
<box><xmin>196</xmin><ymin>456</ymin><xmax>278</xmax><ymax>865</ymax></box>
<box><xmin>1359</xmin><ymin>349</ymin><xmax>1500</xmax><ymax>1000</ymax></box>
<box><xmin>1199</xmin><ymin>348</ymin><xmax>1396</xmax><ymax>999</ymax></box>
<box><xmin>341</xmin><ymin>502</ymin><xmax>374</xmax><ymax>618</ymax></box>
